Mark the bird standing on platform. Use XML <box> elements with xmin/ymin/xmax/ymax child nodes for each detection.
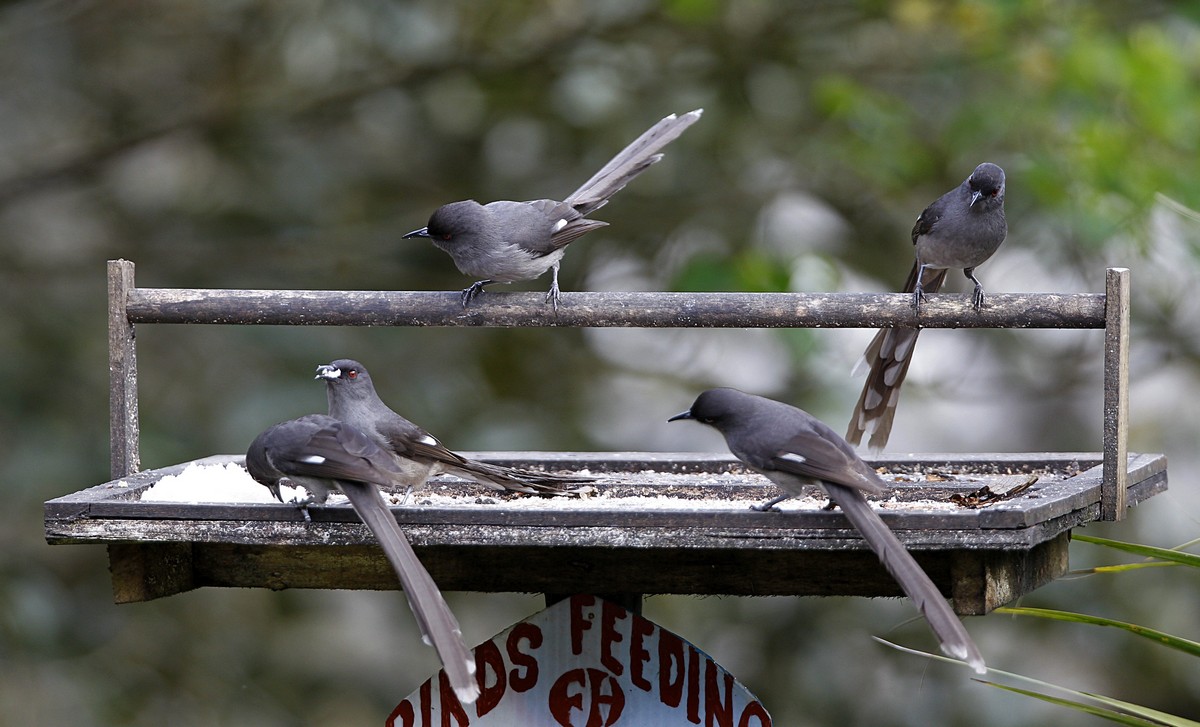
<box><xmin>317</xmin><ymin>358</ymin><xmax>584</xmax><ymax>496</ymax></box>
<box><xmin>403</xmin><ymin>109</ymin><xmax>703</xmax><ymax>309</ymax></box>
<box><xmin>847</xmin><ymin>162</ymin><xmax>1008</xmax><ymax>450</ymax></box>
<box><xmin>246</xmin><ymin>414</ymin><xmax>480</xmax><ymax>703</ymax></box>
<box><xmin>670</xmin><ymin>387</ymin><xmax>986</xmax><ymax>674</ymax></box>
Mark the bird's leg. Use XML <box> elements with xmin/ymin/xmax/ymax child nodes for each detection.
<box><xmin>545</xmin><ymin>262</ymin><xmax>561</xmax><ymax>312</ymax></box>
<box><xmin>750</xmin><ymin>493</ymin><xmax>791</xmax><ymax>512</ymax></box>
<box><xmin>460</xmin><ymin>279</ymin><xmax>493</xmax><ymax>307</ymax></box>
<box><xmin>912</xmin><ymin>263</ymin><xmax>930</xmax><ymax>311</ymax></box>
<box><xmin>282</xmin><ymin>490</ymin><xmax>316</xmax><ymax>522</ymax></box>
<box><xmin>964</xmin><ymin>267</ymin><xmax>985</xmax><ymax>309</ymax></box>
<box><xmin>399</xmin><ymin>484</ymin><xmax>414</xmax><ymax>506</ymax></box>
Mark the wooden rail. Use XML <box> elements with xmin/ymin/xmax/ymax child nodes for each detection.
<box><xmin>107</xmin><ymin>259</ymin><xmax>1132</xmax><ymax>522</ymax></box>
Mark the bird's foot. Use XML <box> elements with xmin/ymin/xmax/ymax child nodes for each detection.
<box><xmin>821</xmin><ymin>499</ymin><xmax>839</xmax><ymax>512</ymax></box>
<box><xmin>971</xmin><ymin>284</ymin><xmax>985</xmax><ymax>310</ymax></box>
<box><xmin>912</xmin><ymin>286</ymin><xmax>926</xmax><ymax>312</ymax></box>
<box><xmin>460</xmin><ymin>280</ymin><xmax>491</xmax><ymax>307</ymax></box>
<box><xmin>545</xmin><ymin>282</ymin><xmax>561</xmax><ymax>312</ymax></box>
<box><xmin>749</xmin><ymin>502</ymin><xmax>781</xmax><ymax>513</ymax></box>
<box><xmin>284</xmin><ymin>495</ymin><xmax>314</xmax><ymax>522</ymax></box>
<box><xmin>751</xmin><ymin>493</ymin><xmax>789</xmax><ymax>512</ymax></box>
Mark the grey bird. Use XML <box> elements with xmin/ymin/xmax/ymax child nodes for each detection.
<box><xmin>246</xmin><ymin>414</ymin><xmax>480</xmax><ymax>703</ymax></box>
<box><xmin>847</xmin><ymin>162</ymin><xmax>1007</xmax><ymax>450</ymax></box>
<box><xmin>669</xmin><ymin>388</ymin><xmax>986</xmax><ymax>674</ymax></box>
<box><xmin>403</xmin><ymin>109</ymin><xmax>703</xmax><ymax>309</ymax></box>
<box><xmin>317</xmin><ymin>358</ymin><xmax>586</xmax><ymax>496</ymax></box>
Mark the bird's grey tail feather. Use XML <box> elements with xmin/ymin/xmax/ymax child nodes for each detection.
<box><xmin>340</xmin><ymin>483</ymin><xmax>481</xmax><ymax>703</ymax></box>
<box><xmin>445</xmin><ymin>459</ymin><xmax>591</xmax><ymax>496</ymax></box>
<box><xmin>825</xmin><ymin>483</ymin><xmax>985</xmax><ymax>673</ymax></box>
<box><xmin>846</xmin><ymin>263</ymin><xmax>947</xmax><ymax>449</ymax></box>
<box><xmin>565</xmin><ymin>109</ymin><xmax>702</xmax><ymax>216</ymax></box>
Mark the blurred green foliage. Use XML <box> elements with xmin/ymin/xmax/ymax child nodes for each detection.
<box><xmin>2</xmin><ymin>0</ymin><xmax>1199</xmax><ymax>724</ymax></box>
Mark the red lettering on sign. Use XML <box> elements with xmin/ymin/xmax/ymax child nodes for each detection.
<box><xmin>599</xmin><ymin>599</ymin><xmax>625</xmax><ymax>676</ymax></box>
<box><xmin>686</xmin><ymin>646</ymin><xmax>701</xmax><ymax>724</ymax></box>
<box><xmin>737</xmin><ymin>701</ymin><xmax>772</xmax><ymax>727</ymax></box>
<box><xmin>474</xmin><ymin>639</ymin><xmax>505</xmax><ymax>716</ymax></box>
<box><xmin>569</xmin><ymin>594</ymin><xmax>597</xmax><ymax>656</ymax></box>
<box><xmin>439</xmin><ymin>671</ymin><xmax>469</xmax><ymax>727</ymax></box>
<box><xmin>629</xmin><ymin>615</ymin><xmax>654</xmax><ymax>692</ymax></box>
<box><xmin>705</xmin><ymin>659</ymin><xmax>734</xmax><ymax>726</ymax></box>
<box><xmin>507</xmin><ymin>622</ymin><xmax>542</xmax><ymax>692</ymax></box>
<box><xmin>658</xmin><ymin>628</ymin><xmax>685</xmax><ymax>708</ymax></box>
<box><xmin>385</xmin><ymin>698</ymin><xmax>413</xmax><ymax>727</ymax></box>
<box><xmin>549</xmin><ymin>668</ymin><xmax>627</xmax><ymax>727</ymax></box>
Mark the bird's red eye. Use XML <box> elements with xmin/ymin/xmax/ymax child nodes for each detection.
<box><xmin>442</xmin><ymin>233</ymin><xmax>452</xmax><ymax>241</ymax></box>
<box><xmin>347</xmin><ymin>370</ymin><xmax>358</xmax><ymax>379</ymax></box>
<box><xmin>991</xmin><ymin>189</ymin><xmax>999</xmax><ymax>197</ymax></box>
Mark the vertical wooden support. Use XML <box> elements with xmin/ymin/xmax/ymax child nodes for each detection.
<box><xmin>108</xmin><ymin>543</ymin><xmax>196</xmax><ymax>603</ymax></box>
<box><xmin>1101</xmin><ymin>267</ymin><xmax>1130</xmax><ymax>520</ymax></box>
<box><xmin>108</xmin><ymin>260</ymin><xmax>140</xmax><ymax>479</ymax></box>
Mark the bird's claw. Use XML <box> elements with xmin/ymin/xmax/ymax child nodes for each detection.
<box><xmin>971</xmin><ymin>284</ymin><xmax>985</xmax><ymax>310</ymax></box>
<box><xmin>750</xmin><ymin>502</ymin><xmax>783</xmax><ymax>513</ymax></box>
<box><xmin>912</xmin><ymin>286</ymin><xmax>927</xmax><ymax>312</ymax></box>
<box><xmin>460</xmin><ymin>281</ymin><xmax>489</xmax><ymax>307</ymax></box>
<box><xmin>545</xmin><ymin>283</ymin><xmax>561</xmax><ymax>312</ymax></box>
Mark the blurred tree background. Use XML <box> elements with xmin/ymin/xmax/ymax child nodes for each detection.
<box><xmin>2</xmin><ymin>0</ymin><xmax>1198</xmax><ymax>724</ymax></box>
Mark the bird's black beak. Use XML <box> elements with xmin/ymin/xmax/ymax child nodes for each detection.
<box><xmin>403</xmin><ymin>227</ymin><xmax>431</xmax><ymax>239</ymax></box>
<box><xmin>314</xmin><ymin>364</ymin><xmax>341</xmax><ymax>381</ymax></box>
<box><xmin>667</xmin><ymin>409</ymin><xmax>694</xmax><ymax>423</ymax></box>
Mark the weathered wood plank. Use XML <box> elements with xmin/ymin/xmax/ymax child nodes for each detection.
<box><xmin>108</xmin><ymin>543</ymin><xmax>195</xmax><ymax>603</ymax></box>
<box><xmin>186</xmin><ymin>542</ymin><xmax>963</xmax><ymax>600</ymax></box>
<box><xmin>108</xmin><ymin>260</ymin><xmax>139</xmax><ymax>478</ymax></box>
<box><xmin>950</xmin><ymin>533</ymin><xmax>1070</xmax><ymax>614</ymax></box>
<box><xmin>1102</xmin><ymin>267</ymin><xmax>1131</xmax><ymax>520</ymax></box>
<box><xmin>43</xmin><ymin>452</ymin><xmax>1164</xmax><ymax>609</ymax></box>
<box><xmin>45</xmin><ymin>453</ymin><xmax>1163</xmax><ymax>536</ymax></box>
<box><xmin>124</xmin><ymin>288</ymin><xmax>1107</xmax><ymax>329</ymax></box>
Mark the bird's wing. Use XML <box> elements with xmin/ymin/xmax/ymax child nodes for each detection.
<box><xmin>378</xmin><ymin>416</ymin><xmax>473</xmax><ymax>468</ymax></box>
<box><xmin>746</xmin><ymin>416</ymin><xmax>886</xmax><ymax>496</ymax></box>
<box><xmin>911</xmin><ymin>206</ymin><xmax>941</xmax><ymax>244</ymax></box>
<box><xmin>523</xmin><ymin>199</ymin><xmax>610</xmax><ymax>252</ymax></box>
<box><xmin>275</xmin><ymin>420</ymin><xmax>403</xmax><ymax>485</ymax></box>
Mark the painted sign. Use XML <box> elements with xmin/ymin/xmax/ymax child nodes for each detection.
<box><xmin>388</xmin><ymin>594</ymin><xmax>771</xmax><ymax>726</ymax></box>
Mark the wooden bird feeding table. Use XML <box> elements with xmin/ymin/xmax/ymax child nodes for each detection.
<box><xmin>43</xmin><ymin>261</ymin><xmax>1165</xmax><ymax>616</ymax></box>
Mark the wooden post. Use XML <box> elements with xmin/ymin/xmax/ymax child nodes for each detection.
<box><xmin>1101</xmin><ymin>268</ymin><xmax>1130</xmax><ymax>520</ymax></box>
<box><xmin>108</xmin><ymin>260</ymin><xmax>140</xmax><ymax>479</ymax></box>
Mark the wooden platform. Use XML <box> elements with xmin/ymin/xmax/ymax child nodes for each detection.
<box><xmin>44</xmin><ymin>450</ymin><xmax>1167</xmax><ymax>614</ymax></box>
<box><xmin>42</xmin><ymin>260</ymin><xmax>1165</xmax><ymax>615</ymax></box>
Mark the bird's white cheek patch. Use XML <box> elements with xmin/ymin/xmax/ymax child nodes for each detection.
<box><xmin>300</xmin><ymin>455</ymin><xmax>327</xmax><ymax>465</ymax></box>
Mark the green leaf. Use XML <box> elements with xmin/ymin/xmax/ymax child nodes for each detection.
<box><xmin>994</xmin><ymin>606</ymin><xmax>1200</xmax><ymax>658</ymax></box>
<box><xmin>1073</xmin><ymin>534</ymin><xmax>1200</xmax><ymax>568</ymax></box>
<box><xmin>981</xmin><ymin>682</ymin><xmax>1179</xmax><ymax>727</ymax></box>
<box><xmin>875</xmin><ymin>638</ymin><xmax>1200</xmax><ymax>727</ymax></box>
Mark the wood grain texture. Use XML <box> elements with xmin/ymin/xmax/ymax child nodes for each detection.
<box><xmin>1102</xmin><ymin>268</ymin><xmax>1131</xmax><ymax>520</ymax></box>
<box><xmin>125</xmin><ymin>288</ymin><xmax>1107</xmax><ymax>329</ymax></box>
<box><xmin>45</xmin><ymin>452</ymin><xmax>1166</xmax><ymax>611</ymax></box>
